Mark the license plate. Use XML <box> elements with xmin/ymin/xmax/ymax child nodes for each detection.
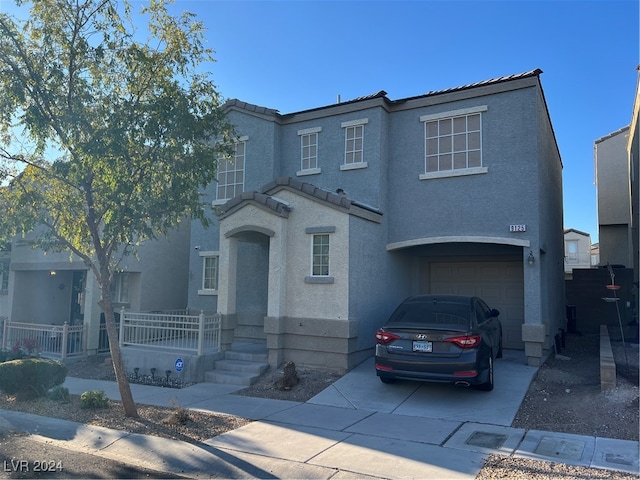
<box><xmin>413</xmin><ymin>341</ymin><xmax>432</xmax><ymax>352</ymax></box>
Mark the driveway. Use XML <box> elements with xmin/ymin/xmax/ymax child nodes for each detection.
<box><xmin>306</xmin><ymin>349</ymin><xmax>539</xmax><ymax>426</ymax></box>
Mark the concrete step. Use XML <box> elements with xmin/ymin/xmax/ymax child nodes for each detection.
<box><xmin>204</xmin><ymin>370</ymin><xmax>260</xmax><ymax>386</ymax></box>
<box><xmin>214</xmin><ymin>359</ymin><xmax>269</xmax><ymax>375</ymax></box>
<box><xmin>224</xmin><ymin>350</ymin><xmax>268</xmax><ymax>363</ymax></box>
<box><xmin>204</xmin><ymin>344</ymin><xmax>269</xmax><ymax>386</ymax></box>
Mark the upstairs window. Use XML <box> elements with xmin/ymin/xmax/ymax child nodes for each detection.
<box><xmin>420</xmin><ymin>106</ymin><xmax>487</xmax><ymax>179</ymax></box>
<box><xmin>0</xmin><ymin>260</ymin><xmax>8</xmax><ymax>291</ymax></box>
<box><xmin>345</xmin><ymin>125</ymin><xmax>363</xmax><ymax>165</ymax></box>
<box><xmin>565</xmin><ymin>240</ymin><xmax>579</xmax><ymax>263</ymax></box>
<box><xmin>301</xmin><ymin>132</ymin><xmax>318</xmax><ymax>170</ymax></box>
<box><xmin>297</xmin><ymin>127</ymin><xmax>322</xmax><ymax>176</ymax></box>
<box><xmin>216</xmin><ymin>138</ymin><xmax>246</xmax><ymax>201</ymax></box>
<box><xmin>341</xmin><ymin>118</ymin><xmax>368</xmax><ymax>170</ymax></box>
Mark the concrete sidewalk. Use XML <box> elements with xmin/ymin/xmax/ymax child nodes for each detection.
<box><xmin>1</xmin><ymin>351</ymin><xmax>638</xmax><ymax>478</ymax></box>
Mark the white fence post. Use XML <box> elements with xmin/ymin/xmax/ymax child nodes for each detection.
<box><xmin>197</xmin><ymin>310</ymin><xmax>205</xmax><ymax>356</ymax></box>
<box><xmin>61</xmin><ymin>322</ymin><xmax>69</xmax><ymax>361</ymax></box>
<box><xmin>119</xmin><ymin>307</ymin><xmax>125</xmax><ymax>348</ymax></box>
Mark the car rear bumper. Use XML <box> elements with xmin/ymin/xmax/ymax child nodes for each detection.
<box><xmin>374</xmin><ymin>354</ymin><xmax>489</xmax><ymax>386</ymax></box>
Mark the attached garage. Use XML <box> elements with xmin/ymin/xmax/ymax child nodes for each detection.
<box><xmin>428</xmin><ymin>261</ymin><xmax>524</xmax><ymax>349</ymax></box>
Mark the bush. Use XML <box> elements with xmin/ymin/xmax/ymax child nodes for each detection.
<box><xmin>80</xmin><ymin>390</ymin><xmax>109</xmax><ymax>409</ymax></box>
<box><xmin>0</xmin><ymin>358</ymin><xmax>67</xmax><ymax>399</ymax></box>
<box><xmin>0</xmin><ymin>349</ymin><xmax>11</xmax><ymax>363</ymax></box>
<box><xmin>47</xmin><ymin>385</ymin><xmax>70</xmax><ymax>403</ymax></box>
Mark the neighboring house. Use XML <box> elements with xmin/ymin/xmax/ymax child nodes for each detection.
<box><xmin>4</xmin><ymin>224</ymin><xmax>190</xmax><ymax>354</ymax></box>
<box><xmin>563</xmin><ymin>228</ymin><xmax>592</xmax><ymax>278</ymax></box>
<box><xmin>628</xmin><ymin>67</ymin><xmax>639</xmax><ymax>290</ymax></box>
<box><xmin>590</xmin><ymin>243</ymin><xmax>600</xmax><ymax>267</ymax></box>
<box><xmin>595</xmin><ymin>126</ymin><xmax>633</xmax><ymax>268</ymax></box>
<box><xmin>188</xmin><ymin>69</ymin><xmax>565</xmax><ymax>368</ymax></box>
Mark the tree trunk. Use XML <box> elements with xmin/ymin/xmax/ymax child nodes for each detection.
<box><xmin>99</xmin><ymin>295</ymin><xmax>138</xmax><ymax>418</ymax></box>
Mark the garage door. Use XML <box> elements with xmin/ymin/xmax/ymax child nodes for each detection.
<box><xmin>429</xmin><ymin>261</ymin><xmax>524</xmax><ymax>349</ymax></box>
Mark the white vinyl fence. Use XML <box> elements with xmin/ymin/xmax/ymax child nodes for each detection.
<box><xmin>1</xmin><ymin>309</ymin><xmax>221</xmax><ymax>360</ymax></box>
<box><xmin>1</xmin><ymin>320</ymin><xmax>85</xmax><ymax>360</ymax></box>
<box><xmin>119</xmin><ymin>308</ymin><xmax>221</xmax><ymax>355</ymax></box>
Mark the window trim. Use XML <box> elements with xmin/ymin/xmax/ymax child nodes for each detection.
<box><xmin>565</xmin><ymin>240</ymin><xmax>579</xmax><ymax>264</ymax></box>
<box><xmin>298</xmin><ymin>127</ymin><xmax>321</xmax><ymax>176</ymax></box>
<box><xmin>419</xmin><ymin>106</ymin><xmax>487</xmax><ymax>180</ymax></box>
<box><xmin>342</xmin><ymin>118</ymin><xmax>368</xmax><ymax>169</ymax></box>
<box><xmin>212</xmin><ymin>136</ymin><xmax>248</xmax><ymax>206</ymax></box>
<box><xmin>111</xmin><ymin>272</ymin><xmax>130</xmax><ymax>304</ymax></box>
<box><xmin>198</xmin><ymin>251</ymin><xmax>219</xmax><ymax>295</ymax></box>
<box><xmin>0</xmin><ymin>259</ymin><xmax>9</xmax><ymax>292</ymax></box>
<box><xmin>305</xmin><ymin>232</ymin><xmax>334</xmax><ymax>284</ymax></box>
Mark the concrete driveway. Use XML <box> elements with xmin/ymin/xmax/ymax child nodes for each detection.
<box><xmin>307</xmin><ymin>349</ymin><xmax>539</xmax><ymax>426</ymax></box>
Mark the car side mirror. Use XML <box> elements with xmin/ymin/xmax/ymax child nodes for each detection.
<box><xmin>491</xmin><ymin>309</ymin><xmax>500</xmax><ymax>317</ymax></box>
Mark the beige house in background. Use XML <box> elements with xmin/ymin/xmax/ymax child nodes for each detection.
<box><xmin>563</xmin><ymin>228</ymin><xmax>592</xmax><ymax>278</ymax></box>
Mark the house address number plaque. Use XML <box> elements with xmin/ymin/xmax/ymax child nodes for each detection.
<box><xmin>509</xmin><ymin>224</ymin><xmax>527</xmax><ymax>232</ymax></box>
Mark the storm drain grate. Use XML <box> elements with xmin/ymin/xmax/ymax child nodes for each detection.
<box><xmin>534</xmin><ymin>436</ymin><xmax>585</xmax><ymax>460</ymax></box>
<box><xmin>465</xmin><ymin>431</ymin><xmax>508</xmax><ymax>450</ymax></box>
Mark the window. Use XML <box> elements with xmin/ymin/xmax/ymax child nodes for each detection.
<box><xmin>297</xmin><ymin>126</ymin><xmax>322</xmax><ymax>174</ymax></box>
<box><xmin>0</xmin><ymin>260</ymin><xmax>8</xmax><ymax>291</ymax></box>
<box><xmin>341</xmin><ymin>118</ymin><xmax>368</xmax><ymax>170</ymax></box>
<box><xmin>203</xmin><ymin>256</ymin><xmax>218</xmax><ymax>290</ymax></box>
<box><xmin>566</xmin><ymin>240</ymin><xmax>579</xmax><ymax>263</ymax></box>
<box><xmin>216</xmin><ymin>139</ymin><xmax>246</xmax><ymax>201</ymax></box>
<box><xmin>345</xmin><ymin>125</ymin><xmax>363</xmax><ymax>165</ymax></box>
<box><xmin>420</xmin><ymin>106</ymin><xmax>487</xmax><ymax>179</ymax></box>
<box><xmin>301</xmin><ymin>132</ymin><xmax>318</xmax><ymax>170</ymax></box>
<box><xmin>198</xmin><ymin>252</ymin><xmax>219</xmax><ymax>295</ymax></box>
<box><xmin>111</xmin><ymin>273</ymin><xmax>130</xmax><ymax>304</ymax></box>
<box><xmin>312</xmin><ymin>234</ymin><xmax>330</xmax><ymax>276</ymax></box>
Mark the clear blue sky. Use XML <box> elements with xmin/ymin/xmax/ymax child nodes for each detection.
<box><xmin>2</xmin><ymin>0</ymin><xmax>638</xmax><ymax>242</ymax></box>
<box><xmin>179</xmin><ymin>0</ymin><xmax>639</xmax><ymax>244</ymax></box>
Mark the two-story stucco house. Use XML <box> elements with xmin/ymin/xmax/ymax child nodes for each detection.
<box><xmin>3</xmin><ymin>224</ymin><xmax>190</xmax><ymax>354</ymax></box>
<box><xmin>188</xmin><ymin>69</ymin><xmax>565</xmax><ymax>369</ymax></box>
<box><xmin>564</xmin><ymin>228</ymin><xmax>593</xmax><ymax>278</ymax></box>
<box><xmin>595</xmin><ymin>126</ymin><xmax>634</xmax><ymax>268</ymax></box>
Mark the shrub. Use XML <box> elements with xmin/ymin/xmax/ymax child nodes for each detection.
<box><xmin>80</xmin><ymin>390</ymin><xmax>109</xmax><ymax>409</ymax></box>
<box><xmin>0</xmin><ymin>349</ymin><xmax>11</xmax><ymax>363</ymax></box>
<box><xmin>0</xmin><ymin>358</ymin><xmax>67</xmax><ymax>399</ymax></box>
<box><xmin>47</xmin><ymin>385</ymin><xmax>70</xmax><ymax>403</ymax></box>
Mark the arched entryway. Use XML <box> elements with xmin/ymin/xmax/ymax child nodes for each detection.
<box><xmin>229</xmin><ymin>229</ymin><xmax>270</xmax><ymax>345</ymax></box>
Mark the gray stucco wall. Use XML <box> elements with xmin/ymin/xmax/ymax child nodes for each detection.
<box><xmin>534</xmin><ymin>83</ymin><xmax>566</xmax><ymax>343</ymax></box>
<box><xmin>278</xmin><ymin>106</ymin><xmax>387</xmax><ymax>210</ymax></box>
<box><xmin>387</xmin><ymin>87</ymin><xmax>540</xmax><ymax>245</ymax></box>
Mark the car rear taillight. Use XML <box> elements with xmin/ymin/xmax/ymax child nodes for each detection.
<box><xmin>445</xmin><ymin>334</ymin><xmax>481</xmax><ymax>348</ymax></box>
<box><xmin>375</xmin><ymin>330</ymin><xmax>400</xmax><ymax>345</ymax></box>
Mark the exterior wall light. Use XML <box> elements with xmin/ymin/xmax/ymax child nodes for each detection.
<box><xmin>528</xmin><ymin>251</ymin><xmax>535</xmax><ymax>265</ymax></box>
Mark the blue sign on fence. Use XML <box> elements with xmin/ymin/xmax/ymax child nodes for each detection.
<box><xmin>175</xmin><ymin>358</ymin><xmax>184</xmax><ymax>372</ymax></box>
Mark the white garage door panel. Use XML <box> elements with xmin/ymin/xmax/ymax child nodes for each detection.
<box><xmin>429</xmin><ymin>261</ymin><xmax>524</xmax><ymax>350</ymax></box>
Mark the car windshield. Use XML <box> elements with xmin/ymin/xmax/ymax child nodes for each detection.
<box><xmin>387</xmin><ymin>301</ymin><xmax>470</xmax><ymax>330</ymax></box>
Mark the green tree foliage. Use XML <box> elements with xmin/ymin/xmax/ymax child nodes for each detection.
<box><xmin>0</xmin><ymin>0</ymin><xmax>234</xmax><ymax>416</ymax></box>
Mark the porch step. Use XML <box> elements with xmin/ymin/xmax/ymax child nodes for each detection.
<box><xmin>204</xmin><ymin>344</ymin><xmax>269</xmax><ymax>387</ymax></box>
